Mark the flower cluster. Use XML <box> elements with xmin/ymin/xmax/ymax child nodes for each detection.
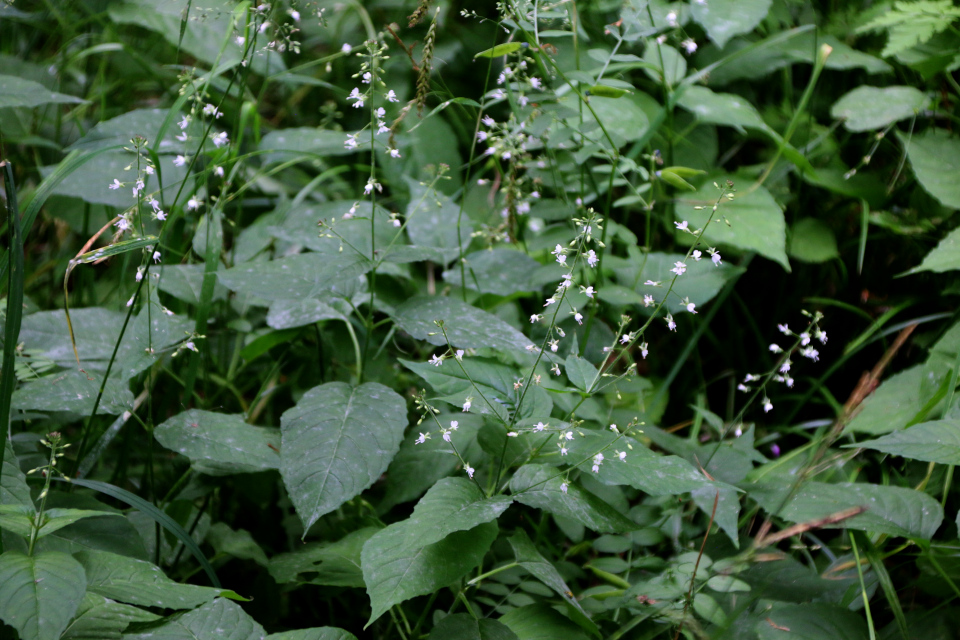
<box><xmin>341</xmin><ymin>39</ymin><xmax>401</xmax><ymax>159</ymax></box>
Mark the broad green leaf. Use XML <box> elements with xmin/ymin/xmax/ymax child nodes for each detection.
<box><xmin>123</xmin><ymin>597</ymin><xmax>266</xmax><ymax>640</ymax></box>
<box><xmin>269</xmin><ymin>527</ymin><xmax>378</xmax><ymax>587</ymax></box>
<box><xmin>499</xmin><ymin>604</ymin><xmax>591</xmax><ymax>640</ymax></box>
<box><xmin>0</xmin><ymin>550</ymin><xmax>86</xmax><ymax>640</ymax></box>
<box><xmin>35</xmin><ymin>511</ymin><xmax>148</xmax><ymax>560</ymax></box>
<box><xmin>77</xmin><ymin>549</ymin><xmax>230</xmax><ymax>609</ymax></box>
<box><xmin>2</xmin><ymin>436</ymin><xmax>31</xmax><ymax>507</ymax></box>
<box><xmin>831</xmin><ymin>86</ymin><xmax>929</xmax><ymax>132</ymax></box>
<box><xmin>0</xmin><ymin>505</ymin><xmax>121</xmax><ymax>539</ymax></box>
<box><xmin>206</xmin><ymin>523</ymin><xmax>269</xmax><ymax>566</ymax></box>
<box><xmin>67</xmin><ymin>108</ymin><xmax>182</xmax><ymax>153</ymax></box>
<box><xmin>267</xmin><ymin>298</ymin><xmax>348</xmax><ymax>330</ymax></box>
<box><xmin>677</xmin><ymin>176</ymin><xmax>789</xmax><ymax>269</ymax></box>
<box><xmin>268</xmin><ymin>201</ymin><xmax>397</xmax><ymax>259</ymax></box>
<box><xmin>405</xmin><ymin>178</ymin><xmax>473</xmax><ymax>263</ymax></box>
<box><xmin>109</xmin><ymin>0</ymin><xmax>282</xmax><ymax>76</ymax></box>
<box><xmin>158</xmin><ymin>264</ymin><xmax>229</xmax><ymax>305</ymax></box>
<box><xmin>0</xmin><ymin>75</ymin><xmax>85</xmax><ymax>108</ymax></box>
<box><xmin>43</xmin><ymin>151</ymin><xmax>187</xmax><ymax>208</ymax></box>
<box><xmin>756</xmin><ymin>602</ymin><xmax>868</xmax><ymax>640</ymax></box>
<box><xmin>361</xmin><ymin>521</ymin><xmax>498</xmax><ymax>626</ymax></box>
<box><xmin>12</xmin><ymin>369</ymin><xmax>134</xmax><ymax>416</ymax></box>
<box><xmin>280</xmin><ymin>382</ymin><xmax>407</xmax><ymax>533</ymax></box>
<box><xmin>677</xmin><ymin>85</ymin><xmax>766</xmax><ymax>131</ymax></box>
<box><xmin>443</xmin><ymin>249</ymin><xmax>542</xmax><ymax>295</ymax></box>
<box><xmin>579</xmin><ymin>96</ymin><xmax>650</xmax><ymax>146</ymax></box>
<box><xmin>393</xmin><ymin>296</ymin><xmax>541</xmax><ymax>359</ymax></box>
<box><xmin>381</xmin><ymin>413</ymin><xmax>485</xmax><ymax>511</ymax></box>
<box><xmin>155</xmin><ymin>409</ymin><xmax>280</xmax><ymax>476</ymax></box>
<box><xmin>749</xmin><ymin>481</ymin><xmax>943</xmax><ymax>539</ymax></box>
<box><xmin>427</xmin><ymin>614</ymin><xmax>519</xmax><ymax>640</ymax></box>
<box><xmin>509</xmin><ymin>530</ymin><xmax>590</xmax><ymax>619</ymax></box>
<box><xmin>643</xmin><ymin>44</ymin><xmax>686</xmax><ymax>86</ymax></box>
<box><xmin>218</xmin><ymin>251</ymin><xmax>371</xmax><ymax>303</ymax></box>
<box><xmin>854</xmin><ymin>420</ymin><xmax>960</xmax><ymax>464</ymax></box>
<box><xmin>691</xmin><ymin>0</ymin><xmax>773</xmax><ymax>49</ymax></box>
<box><xmin>905</xmin><ymin>226</ymin><xmax>960</xmax><ymax>275</ymax></box>
<box><xmin>509</xmin><ymin>464</ymin><xmax>639</xmax><ymax>534</ymax></box>
<box><xmin>610</xmin><ymin>249</ymin><xmax>745</xmax><ymax>314</ymax></box>
<box><xmin>788</xmin><ymin>218</ymin><xmax>839</xmax><ymax>263</ymax></box>
<box><xmin>564</xmin><ymin>355</ymin><xmax>598</xmax><ymax>392</ymax></box>
<box><xmin>260</xmin><ymin>128</ymin><xmax>359</xmax><ymax>164</ymax></box>
<box><xmin>900</xmin><ymin>129</ymin><xmax>960</xmax><ymax>209</ymax></box>
<box><xmin>61</xmin><ymin>593</ymin><xmax>159</xmax><ymax>640</ymax></box>
<box><xmin>268</xmin><ymin>629</ymin><xmax>358</xmax><ymax>640</ymax></box>
<box><xmin>845</xmin><ymin>365</ymin><xmax>927</xmax><ymax>435</ymax></box>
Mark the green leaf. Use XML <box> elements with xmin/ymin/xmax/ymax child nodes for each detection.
<box><xmin>280</xmin><ymin>382</ymin><xmax>407</xmax><ymax>533</ymax></box>
<box><xmin>72</xmin><ymin>236</ymin><xmax>158</xmax><ymax>265</ymax></box>
<box><xmin>268</xmin><ymin>629</ymin><xmax>358</xmax><ymax>640</ymax></box>
<box><xmin>76</xmin><ymin>549</ymin><xmax>231</xmax><ymax>609</ymax></box>
<box><xmin>749</xmin><ymin>481</ymin><xmax>943</xmax><ymax>539</ymax></box>
<box><xmin>0</xmin><ymin>74</ymin><xmax>85</xmax><ymax>108</ymax></box>
<box><xmin>857</xmin><ymin>0</ymin><xmax>960</xmax><ymax>58</ymax></box>
<box><xmin>509</xmin><ymin>530</ymin><xmax>591</xmax><ymax>620</ymax></box>
<box><xmin>788</xmin><ymin>218</ymin><xmax>839</xmax><ymax>263</ymax></box>
<box><xmin>361</xmin><ymin>519</ymin><xmax>497</xmax><ymax>625</ymax></box>
<box><xmin>42</xmin><ymin>151</ymin><xmax>187</xmax><ymax>208</ymax></box>
<box><xmin>578</xmin><ymin>95</ymin><xmax>650</xmax><ymax>146</ymax></box>
<box><xmin>393</xmin><ymin>296</ymin><xmax>541</xmax><ymax>359</ymax></box>
<box><xmin>677</xmin><ymin>176</ymin><xmax>789</xmax><ymax>270</ymax></box>
<box><xmin>0</xmin><ymin>550</ymin><xmax>86</xmax><ymax>640</ymax></box>
<box><xmin>218</xmin><ymin>251</ymin><xmax>371</xmax><ymax>303</ymax></box>
<box><xmin>206</xmin><ymin>523</ymin><xmax>269</xmax><ymax>566</ymax></box>
<box><xmin>2</xmin><ymin>436</ymin><xmax>31</xmax><ymax>507</ymax></box>
<box><xmin>499</xmin><ymin>604</ymin><xmax>591</xmax><ymax>640</ymax></box>
<box><xmin>61</xmin><ymin>593</ymin><xmax>159</xmax><ymax>640</ymax></box>
<box><xmin>845</xmin><ymin>365</ymin><xmax>928</xmax><ymax>435</ymax></box>
<box><xmin>405</xmin><ymin>178</ymin><xmax>473</xmax><ymax>263</ymax></box>
<box><xmin>66</xmin><ymin>108</ymin><xmax>182</xmax><ymax>153</ymax></box>
<box><xmin>643</xmin><ymin>44</ymin><xmax>686</xmax><ymax>87</ymax></box>
<box><xmin>12</xmin><ymin>369</ymin><xmax>134</xmax><ymax>416</ymax></box>
<box><xmin>900</xmin><ymin>129</ymin><xmax>960</xmax><ymax>209</ymax></box>
<box><xmin>267</xmin><ymin>298</ymin><xmax>349</xmax><ymax>330</ymax></box>
<box><xmin>691</xmin><ymin>0</ymin><xmax>773</xmax><ymax>49</ymax></box>
<box><xmin>155</xmin><ymin>409</ymin><xmax>280</xmax><ymax>476</ymax></box>
<box><xmin>756</xmin><ymin>602</ymin><xmax>868</xmax><ymax>640</ymax></box>
<box><xmin>509</xmin><ymin>465</ymin><xmax>639</xmax><ymax>534</ymax></box>
<box><xmin>0</xmin><ymin>505</ymin><xmax>121</xmax><ymax>539</ymax></box>
<box><xmin>854</xmin><ymin>420</ymin><xmax>960</xmax><ymax>464</ymax></box>
<box><xmin>831</xmin><ymin>86</ymin><xmax>929</xmax><ymax>132</ymax></box>
<box><xmin>564</xmin><ymin>355</ymin><xmax>598</xmax><ymax>392</ymax></box>
<box><xmin>443</xmin><ymin>249</ymin><xmax>542</xmax><ymax>295</ymax></box>
<box><xmin>475</xmin><ymin>42</ymin><xmax>525</xmax><ymax>58</ymax></box>
<box><xmin>427</xmin><ymin>614</ymin><xmax>519</xmax><ymax>640</ymax></box>
<box><xmin>269</xmin><ymin>527</ymin><xmax>378</xmax><ymax>587</ymax></box>
<box><xmin>610</xmin><ymin>250</ymin><xmax>745</xmax><ymax>314</ymax></box>
<box><xmin>905</xmin><ymin>226</ymin><xmax>960</xmax><ymax>275</ymax></box>
<box><xmin>260</xmin><ymin>128</ymin><xmax>358</xmax><ymax>164</ymax></box>
<box><xmin>677</xmin><ymin>85</ymin><xmax>767</xmax><ymax>131</ymax></box>
<box><xmin>123</xmin><ymin>597</ymin><xmax>266</xmax><ymax>640</ymax></box>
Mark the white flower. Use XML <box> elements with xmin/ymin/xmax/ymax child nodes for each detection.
<box><xmin>670</xmin><ymin>261</ymin><xmax>687</xmax><ymax>276</ymax></box>
<box><xmin>769</xmin><ymin>343</ymin><xmax>783</xmax><ymax>353</ymax></box>
<box><xmin>109</xmin><ymin>179</ymin><xmax>122</xmax><ymax>190</ymax></box>
<box><xmin>582</xmin><ymin>286</ymin><xmax>595</xmax><ymax>298</ymax></box>
<box><xmin>609</xmin><ymin>424</ymin><xmax>619</xmax><ymax>432</ymax></box>
<box><xmin>477</xmin><ymin>131</ymin><xmax>488</xmax><ymax>142</ymax></box>
<box><xmin>389</xmin><ymin>148</ymin><xmax>401</xmax><ymax>158</ymax></box>
<box><xmin>236</xmin><ymin>36</ymin><xmax>245</xmax><ymax>46</ymax></box>
<box><xmin>147</xmin><ymin>196</ymin><xmax>160</xmax><ymax>210</ymax></box>
<box><xmin>347</xmin><ymin>87</ymin><xmax>364</xmax><ymax>108</ymax></box>
<box><xmin>816</xmin><ymin>329</ymin><xmax>828</xmax><ymax>344</ymax></box>
<box><xmin>556</xmin><ymin>254</ymin><xmax>567</xmax><ymax>265</ymax></box>
<box><xmin>686</xmin><ymin>302</ymin><xmax>697</xmax><ymax>314</ymax></box>
<box><xmin>455</xmin><ymin>349</ymin><xmax>464</xmax><ymax>361</ymax></box>
<box><xmin>415</xmin><ymin>432</ymin><xmax>429</xmax><ymax>445</ymax></box>
<box><xmin>178</xmin><ymin>116</ymin><xmax>190</xmax><ymax>129</ymax></box>
<box><xmin>665</xmin><ymin>313</ymin><xmax>676</xmax><ymax>331</ymax></box>
<box><xmin>144</xmin><ymin>165</ymin><xmax>155</xmax><ymax>175</ymax></box>
<box><xmin>544</xmin><ymin>297</ymin><xmax>557</xmax><ymax>306</ymax></box>
<box><xmin>482</xmin><ymin>115</ymin><xmax>495</xmax><ymax>127</ymax></box>
<box><xmin>800</xmin><ymin>332</ymin><xmax>811</xmax><ymax>346</ymax></box>
<box><xmin>341</xmin><ymin>43</ymin><xmax>352</xmax><ymax>53</ymax></box>
<box><xmin>573</xmin><ymin>310</ymin><xmax>583</xmax><ymax>324</ymax></box>
<box><xmin>564</xmin><ymin>431</ymin><xmax>574</xmax><ymax>440</ymax></box>
<box><xmin>135</xmin><ymin>267</ymin><xmax>144</xmax><ymax>282</ymax></box>
<box><xmin>618</xmin><ymin>451</ymin><xmax>627</xmax><ymax>461</ymax></box>
<box><xmin>549</xmin><ymin>340</ymin><xmax>558</xmax><ymax>353</ymax></box>
<box><xmin>362</xmin><ymin>72</ymin><xmax>372</xmax><ymax>84</ymax></box>
<box><xmin>640</xmin><ymin>342</ymin><xmax>649</xmax><ymax>359</ymax></box>
<box><xmin>681</xmin><ymin>38</ymin><xmax>697</xmax><ymax>54</ymax></box>
<box><xmin>778</xmin><ymin>323</ymin><xmax>790</xmax><ymax>335</ymax></box>
<box><xmin>174</xmin><ymin>155</ymin><xmax>187</xmax><ymax>167</ymax></box>
<box><xmin>738</xmin><ymin>383</ymin><xmax>749</xmax><ymax>392</ymax></box>
<box><xmin>592</xmin><ymin>453</ymin><xmax>604</xmax><ymax>473</ymax></box>
<box><xmin>586</xmin><ymin>250</ymin><xmax>599</xmax><ymax>267</ymax></box>
<box><xmin>450</xmin><ymin>421</ymin><xmax>459</xmax><ymax>431</ymax></box>
<box><xmin>645</xmin><ymin>280</ymin><xmax>661</xmax><ymax>287</ymax></box>
<box><xmin>551</xmin><ymin>363</ymin><xmax>561</xmax><ymax>375</ymax></box>
<box><xmin>560</xmin><ymin>481</ymin><xmax>569</xmax><ymax>494</ymax></box>
<box><xmin>711</xmin><ymin>251</ymin><xmax>722</xmax><ymax>266</ymax></box>
<box><xmin>464</xmin><ymin>463</ymin><xmax>475</xmax><ymax>478</ymax></box>
<box><xmin>176</xmin><ymin>132</ymin><xmax>188</xmax><ymax>142</ymax></box>
<box><xmin>640</xmin><ymin>295</ymin><xmax>653</xmax><ymax>308</ymax></box>
<box><xmin>620</xmin><ymin>334</ymin><xmax>630</xmax><ymax>344</ymax></box>
<box><xmin>187</xmin><ymin>197</ymin><xmax>201</xmax><ymax>210</ymax></box>
<box><xmin>530</xmin><ymin>314</ymin><xmax>542</xmax><ymax>323</ymax></box>
<box><xmin>344</xmin><ymin>133</ymin><xmax>360</xmax><ymax>150</ymax></box>
<box><xmin>443</xmin><ymin>431</ymin><xmax>452</xmax><ymax>442</ymax></box>
<box><xmin>666</xmin><ymin>11</ymin><xmax>678</xmax><ymax>26</ymax></box>
<box><xmin>744</xmin><ymin>373</ymin><xmax>760</xmax><ymax>382</ymax></box>
<box><xmin>507</xmin><ymin>432</ymin><xmax>518</xmax><ymax>438</ymax></box>
<box><xmin>288</xmin><ymin>9</ymin><xmax>300</xmax><ymax>21</ymax></box>
<box><xmin>386</xmin><ymin>90</ymin><xmax>399</xmax><ymax>102</ymax></box>
<box><xmin>529</xmin><ymin>77</ymin><xmax>542</xmax><ymax>89</ymax></box>
<box><xmin>463</xmin><ymin>398</ymin><xmax>472</xmax><ymax>412</ymax></box>
<box><xmin>801</xmin><ymin>346</ymin><xmax>820</xmax><ymax>361</ymax></box>
<box><xmin>560</xmin><ymin>274</ymin><xmax>573</xmax><ymax>289</ymax></box>
<box><xmin>534</xmin><ymin>422</ymin><xmax>547</xmax><ymax>432</ymax></box>
<box><xmin>115</xmin><ymin>217</ymin><xmax>132</xmax><ymax>232</ymax></box>
<box><xmin>692</xmin><ymin>250</ymin><xmax>702</xmax><ymax>261</ymax></box>
<box><xmin>763</xmin><ymin>399</ymin><xmax>773</xmax><ymax>413</ymax></box>
<box><xmin>211</xmin><ymin>132</ymin><xmax>229</xmax><ymax>147</ymax></box>
<box><xmin>675</xmin><ymin>220</ymin><xmax>688</xmax><ymax>231</ymax></box>
<box><xmin>153</xmin><ymin>251</ymin><xmax>162</xmax><ymax>263</ymax></box>
<box><xmin>203</xmin><ymin>103</ymin><xmax>222</xmax><ymax>118</ymax></box>
<box><xmin>155</xmin><ymin>210</ymin><xmax>167</xmax><ymax>221</ymax></box>
<box><xmin>429</xmin><ymin>354</ymin><xmax>443</xmax><ymax>366</ymax></box>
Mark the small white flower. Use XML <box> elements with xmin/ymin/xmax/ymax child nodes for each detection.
<box><xmin>386</xmin><ymin>90</ymin><xmax>399</xmax><ymax>102</ymax></box>
<box><xmin>507</xmin><ymin>432</ymin><xmax>518</xmax><ymax>437</ymax></box>
<box><xmin>362</xmin><ymin>71</ymin><xmax>372</xmax><ymax>84</ymax></box>
<box><xmin>670</xmin><ymin>261</ymin><xmax>687</xmax><ymax>276</ymax></box>
<box><xmin>155</xmin><ymin>210</ymin><xmax>167</xmax><ymax>221</ymax></box>
<box><xmin>738</xmin><ymin>383</ymin><xmax>749</xmax><ymax>392</ymax></box>
<box><xmin>464</xmin><ymin>463</ymin><xmax>475</xmax><ymax>478</ymax></box>
<box><xmin>711</xmin><ymin>251</ymin><xmax>722</xmax><ymax>266</ymax></box>
<box><xmin>675</xmin><ymin>220</ymin><xmax>688</xmax><ymax>231</ymax></box>
<box><xmin>135</xmin><ymin>267</ymin><xmax>144</xmax><ymax>282</ymax></box>
<box><xmin>211</xmin><ymin>131</ymin><xmax>229</xmax><ymax>147</ymax></box>
<box><xmin>450</xmin><ymin>420</ymin><xmax>459</xmax><ymax>431</ymax></box>
<box><xmin>109</xmin><ymin>179</ymin><xmax>122</xmax><ymax>190</ymax></box>
<box><xmin>681</xmin><ymin>38</ymin><xmax>697</xmax><ymax>54</ymax></box>
<box><xmin>551</xmin><ymin>363</ymin><xmax>561</xmax><ymax>375</ymax></box>
<box><xmin>582</xmin><ymin>286</ymin><xmax>595</xmax><ymax>298</ymax></box>
<box><xmin>618</xmin><ymin>451</ymin><xmax>627</xmax><ymax>461</ymax></box>
<box><xmin>560</xmin><ymin>274</ymin><xmax>573</xmax><ymax>289</ymax></box>
<box><xmin>645</xmin><ymin>280</ymin><xmax>661</xmax><ymax>287</ymax></box>
<box><xmin>455</xmin><ymin>349</ymin><xmax>464</xmax><ymax>361</ymax></box>
<box><xmin>778</xmin><ymin>323</ymin><xmax>790</xmax><ymax>335</ymax></box>
<box><xmin>144</xmin><ymin>165</ymin><xmax>155</xmax><ymax>175</ymax></box>
<box><xmin>640</xmin><ymin>342</ymin><xmax>649</xmax><ymax>359</ymax></box>
<box><xmin>341</xmin><ymin>43</ymin><xmax>352</xmax><ymax>53</ymax></box>
<box><xmin>236</xmin><ymin>35</ymin><xmax>245</xmax><ymax>46</ymax></box>
<box><xmin>816</xmin><ymin>329</ymin><xmax>828</xmax><ymax>344</ymax></box>
<box><xmin>609</xmin><ymin>424</ymin><xmax>619</xmax><ymax>433</ymax></box>
<box><xmin>573</xmin><ymin>311</ymin><xmax>583</xmax><ymax>325</ymax></box>
<box><xmin>666</xmin><ymin>313</ymin><xmax>676</xmax><ymax>331</ymax></box>
<box><xmin>692</xmin><ymin>250</ymin><xmax>702</xmax><ymax>261</ymax></box>
<box><xmin>529</xmin><ymin>77</ymin><xmax>542</xmax><ymax>89</ymax></box>
<box><xmin>389</xmin><ymin>148</ymin><xmax>401</xmax><ymax>158</ymax></box>
<box><xmin>564</xmin><ymin>431</ymin><xmax>574</xmax><ymax>441</ymax></box>
<box><xmin>643</xmin><ymin>295</ymin><xmax>654</xmax><ymax>307</ymax></box>
<box><xmin>530</xmin><ymin>314</ymin><xmax>542</xmax><ymax>323</ymax></box>
<box><xmin>763</xmin><ymin>399</ymin><xmax>773</xmax><ymax>413</ymax></box>
<box><xmin>666</xmin><ymin>11</ymin><xmax>678</xmax><ymax>26</ymax></box>
<box><xmin>463</xmin><ymin>398</ymin><xmax>472</xmax><ymax>412</ymax></box>
<box><xmin>429</xmin><ymin>354</ymin><xmax>443</xmax><ymax>366</ymax></box>
<box><xmin>443</xmin><ymin>431</ymin><xmax>452</xmax><ymax>442</ymax></box>
<box><xmin>686</xmin><ymin>302</ymin><xmax>697</xmax><ymax>314</ymax></box>
<box><xmin>586</xmin><ymin>250</ymin><xmax>599</xmax><ymax>267</ymax></box>
<box><xmin>178</xmin><ymin>116</ymin><xmax>190</xmax><ymax>129</ymax></box>
<box><xmin>147</xmin><ymin>196</ymin><xmax>160</xmax><ymax>210</ymax></box>
<box><xmin>153</xmin><ymin>251</ymin><xmax>161</xmax><ymax>263</ymax></box>
<box><xmin>556</xmin><ymin>254</ymin><xmax>567</xmax><ymax>265</ymax></box>
<box><xmin>415</xmin><ymin>432</ymin><xmax>429</xmax><ymax>445</ymax></box>
<box><xmin>800</xmin><ymin>332</ymin><xmax>811</xmax><ymax>346</ymax></box>
<box><xmin>174</xmin><ymin>155</ymin><xmax>187</xmax><ymax>167</ymax></box>
<box><xmin>560</xmin><ymin>481</ymin><xmax>569</xmax><ymax>494</ymax></box>
<box><xmin>534</xmin><ymin>422</ymin><xmax>547</xmax><ymax>432</ymax></box>
<box><xmin>477</xmin><ymin>131</ymin><xmax>488</xmax><ymax>142</ymax></box>
<box><xmin>214</xmin><ymin>166</ymin><xmax>225</xmax><ymax>177</ymax></box>
<box><xmin>769</xmin><ymin>343</ymin><xmax>783</xmax><ymax>353</ymax></box>
<box><xmin>482</xmin><ymin>115</ymin><xmax>495</xmax><ymax>127</ymax></box>
<box><xmin>187</xmin><ymin>197</ymin><xmax>201</xmax><ymax>210</ymax></box>
<box><xmin>801</xmin><ymin>346</ymin><xmax>820</xmax><ymax>361</ymax></box>
<box><xmin>288</xmin><ymin>9</ymin><xmax>300</xmax><ymax>21</ymax></box>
